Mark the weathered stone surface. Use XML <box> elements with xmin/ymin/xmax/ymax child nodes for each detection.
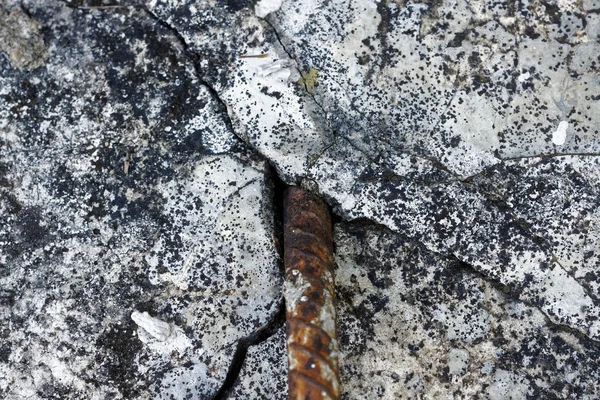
<box><xmin>215</xmin><ymin>0</ymin><xmax>600</xmax><ymax>341</ymax></box>
<box><xmin>0</xmin><ymin>5</ymin><xmax>47</xmax><ymax>70</ymax></box>
<box><xmin>228</xmin><ymin>326</ymin><xmax>287</xmax><ymax>399</ymax></box>
<box><xmin>334</xmin><ymin>222</ymin><xmax>600</xmax><ymax>398</ymax></box>
<box><xmin>0</xmin><ymin>2</ymin><xmax>281</xmax><ymax>398</ymax></box>
<box><xmin>2</xmin><ymin>0</ymin><xmax>600</xmax><ymax>398</ymax></box>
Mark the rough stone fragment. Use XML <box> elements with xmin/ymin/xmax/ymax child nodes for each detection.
<box><xmin>0</xmin><ymin>5</ymin><xmax>47</xmax><ymax>70</ymax></box>
<box><xmin>131</xmin><ymin>310</ymin><xmax>174</xmax><ymax>341</ymax></box>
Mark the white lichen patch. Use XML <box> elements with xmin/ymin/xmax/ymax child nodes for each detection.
<box><xmin>517</xmin><ymin>71</ymin><xmax>531</xmax><ymax>82</ymax></box>
<box><xmin>448</xmin><ymin>348</ymin><xmax>470</xmax><ymax>376</ymax></box>
<box><xmin>487</xmin><ymin>370</ymin><xmax>530</xmax><ymax>400</ymax></box>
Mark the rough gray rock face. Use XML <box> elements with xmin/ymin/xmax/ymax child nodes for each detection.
<box><xmin>334</xmin><ymin>222</ymin><xmax>600</xmax><ymax>398</ymax></box>
<box><xmin>1</xmin><ymin>1</ymin><xmax>282</xmax><ymax>398</ymax></box>
<box><xmin>0</xmin><ymin>5</ymin><xmax>48</xmax><ymax>70</ymax></box>
<box><xmin>227</xmin><ymin>326</ymin><xmax>287</xmax><ymax>399</ymax></box>
<box><xmin>260</xmin><ymin>0</ymin><xmax>600</xmax><ymax>343</ymax></box>
<box><xmin>1</xmin><ymin>0</ymin><xmax>599</xmax><ymax>399</ymax></box>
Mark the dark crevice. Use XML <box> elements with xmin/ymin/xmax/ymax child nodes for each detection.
<box><xmin>462</xmin><ymin>176</ymin><xmax>600</xmax><ymax>305</ymax></box>
<box><xmin>499</xmin><ymin>152</ymin><xmax>600</xmax><ymax>161</ymax></box>
<box><xmin>211</xmin><ymin>300</ymin><xmax>286</xmax><ymax>400</ymax></box>
<box><xmin>134</xmin><ymin>8</ymin><xmax>292</xmax><ymax>397</ymax></box>
<box><xmin>448</xmin><ymin>254</ymin><xmax>600</xmax><ymax>348</ymax></box>
<box><xmin>263</xmin><ymin>17</ymin><xmax>295</xmax><ymax>63</ymax></box>
<box><xmin>268</xmin><ymin>162</ymin><xmax>287</xmax><ymax>260</ymax></box>
<box><xmin>212</xmin><ymin>165</ymin><xmax>288</xmax><ymax>399</ymax></box>
<box><xmin>194</xmin><ymin>74</ymin><xmax>249</xmax><ymax>145</ymax></box>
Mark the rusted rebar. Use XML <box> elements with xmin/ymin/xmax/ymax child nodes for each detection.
<box><xmin>283</xmin><ymin>186</ymin><xmax>340</xmax><ymax>400</ymax></box>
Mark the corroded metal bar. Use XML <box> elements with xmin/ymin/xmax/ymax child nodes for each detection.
<box><xmin>283</xmin><ymin>186</ymin><xmax>340</xmax><ymax>400</ymax></box>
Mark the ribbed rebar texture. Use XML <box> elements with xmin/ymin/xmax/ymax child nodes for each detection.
<box><xmin>283</xmin><ymin>186</ymin><xmax>340</xmax><ymax>400</ymax></box>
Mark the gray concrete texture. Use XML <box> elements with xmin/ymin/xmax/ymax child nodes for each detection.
<box><xmin>0</xmin><ymin>0</ymin><xmax>599</xmax><ymax>398</ymax></box>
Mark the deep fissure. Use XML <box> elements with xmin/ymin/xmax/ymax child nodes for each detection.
<box><xmin>137</xmin><ymin>8</ymin><xmax>295</xmax><ymax>397</ymax></box>
<box><xmin>140</xmin><ymin>5</ymin><xmax>246</xmax><ymax>147</ymax></box>
<box><xmin>211</xmin><ymin>164</ymin><xmax>288</xmax><ymax>399</ymax></box>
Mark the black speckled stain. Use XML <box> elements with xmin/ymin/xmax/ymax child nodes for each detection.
<box><xmin>2</xmin><ymin>0</ymin><xmax>600</xmax><ymax>398</ymax></box>
<box><xmin>96</xmin><ymin>324</ymin><xmax>146</xmax><ymax>399</ymax></box>
<box><xmin>335</xmin><ymin>221</ymin><xmax>600</xmax><ymax>397</ymax></box>
<box><xmin>447</xmin><ymin>29</ymin><xmax>471</xmax><ymax>48</ymax></box>
<box><xmin>217</xmin><ymin>0</ymin><xmax>253</xmax><ymax>12</ymax></box>
<box><xmin>0</xmin><ymin>291</ymin><xmax>12</xmax><ymax>363</ymax></box>
<box><xmin>13</xmin><ymin>206</ymin><xmax>50</xmax><ymax>249</ymax></box>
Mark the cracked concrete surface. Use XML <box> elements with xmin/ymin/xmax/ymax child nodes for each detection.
<box><xmin>1</xmin><ymin>1</ymin><xmax>281</xmax><ymax>398</ymax></box>
<box><xmin>335</xmin><ymin>222</ymin><xmax>600</xmax><ymax>398</ymax></box>
<box><xmin>1</xmin><ymin>0</ymin><xmax>599</xmax><ymax>398</ymax></box>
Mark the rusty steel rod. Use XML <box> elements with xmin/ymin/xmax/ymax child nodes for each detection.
<box><xmin>283</xmin><ymin>186</ymin><xmax>340</xmax><ymax>400</ymax></box>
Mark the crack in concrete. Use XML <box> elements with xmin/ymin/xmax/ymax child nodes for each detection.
<box><xmin>342</xmin><ymin>216</ymin><xmax>600</xmax><ymax>345</ymax></box>
<box><xmin>262</xmin><ymin>16</ymin><xmax>343</xmax><ymax>170</ymax></box>
<box><xmin>141</xmin><ymin>3</ymin><xmax>600</xmax><ymax>382</ymax></box>
<box><xmin>462</xmin><ymin>175</ymin><xmax>600</xmax><ymax>306</ymax></box>
<box><xmin>130</xmin><ymin>7</ymin><xmax>291</xmax><ymax>396</ymax></box>
<box><xmin>212</xmin><ymin>299</ymin><xmax>286</xmax><ymax>400</ymax></box>
<box><xmin>264</xmin><ymin>14</ymin><xmax>465</xmax><ymax>181</ymax></box>
<box><xmin>263</xmin><ymin>17</ymin><xmax>295</xmax><ymax>62</ymax></box>
<box><xmin>140</xmin><ymin>6</ymin><xmax>250</xmax><ymax>148</ymax></box>
<box><xmin>345</xmin><ymin>167</ymin><xmax>600</xmax><ymax>341</ymax></box>
<box><xmin>449</xmin><ymin>253</ymin><xmax>600</xmax><ymax>349</ymax></box>
<box><xmin>459</xmin><ymin>152</ymin><xmax>600</xmax><ymax>185</ymax></box>
<box><xmin>256</xmin><ymin>12</ymin><xmax>600</xmax><ymax>342</ymax></box>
